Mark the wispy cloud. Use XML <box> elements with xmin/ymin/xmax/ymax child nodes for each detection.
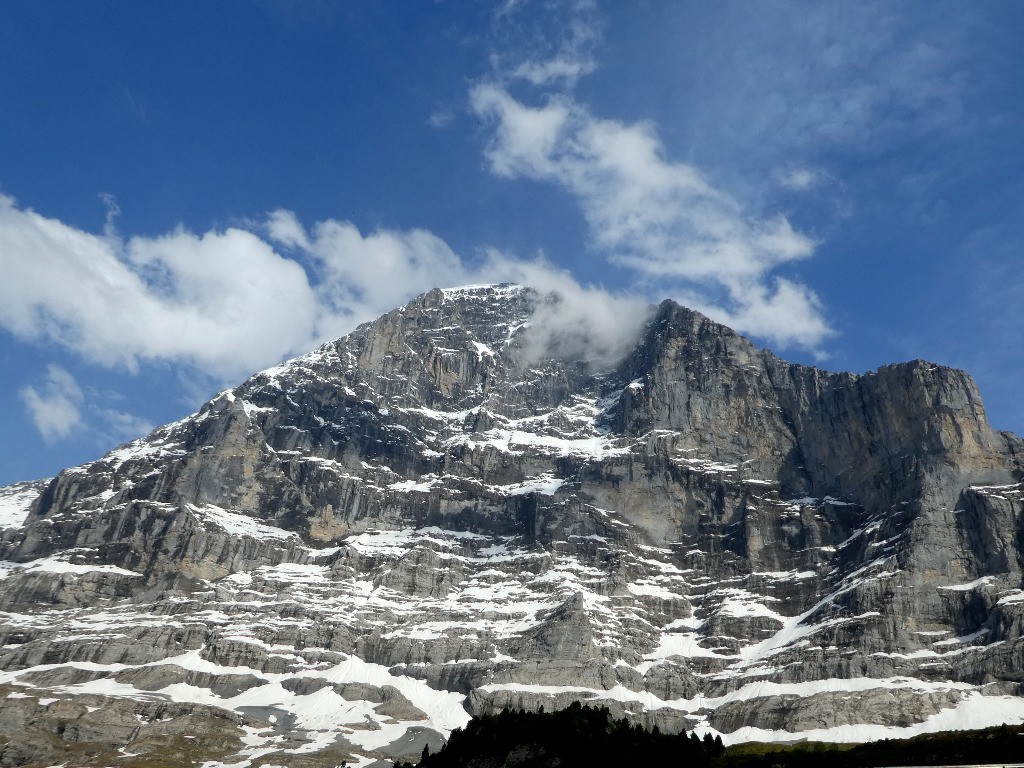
<box><xmin>470</xmin><ymin>83</ymin><xmax>831</xmax><ymax>351</ymax></box>
<box><xmin>427</xmin><ymin>104</ymin><xmax>456</xmax><ymax>129</ymax></box>
<box><xmin>485</xmin><ymin>253</ymin><xmax>651</xmax><ymax>367</ymax></box>
<box><xmin>8</xmin><ymin>2</ymin><xmax>969</xmax><ymax>406</ymax></box>
<box><xmin>469</xmin><ymin>1</ymin><xmax>982</xmax><ymax>354</ymax></box>
<box><xmin>955</xmin><ymin>221</ymin><xmax>1024</xmax><ymax>432</ymax></box>
<box><xmin>491</xmin><ymin>0</ymin><xmax>602</xmax><ymax>89</ymax></box>
<box><xmin>19</xmin><ymin>363</ymin><xmax>159</xmax><ymax>446</ymax></box>
<box><xmin>121</xmin><ymin>87</ymin><xmax>146</xmax><ymax>122</ymax></box>
<box><xmin>668</xmin><ymin>3</ymin><xmax>973</xmax><ymax>180</ymax></box>
<box><xmin>96</xmin><ymin>407</ymin><xmax>155</xmax><ymax>445</ymax></box>
<box><xmin>19</xmin><ymin>365</ymin><xmax>84</xmax><ymax>442</ymax></box>
<box><xmin>777</xmin><ymin>168</ymin><xmax>821</xmax><ymax>192</ymax></box>
<box><xmin>470</xmin><ymin>0</ymin><xmax>836</xmax><ymax>353</ymax></box>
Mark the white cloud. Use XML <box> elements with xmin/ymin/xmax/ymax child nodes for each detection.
<box><xmin>19</xmin><ymin>365</ymin><xmax>84</xmax><ymax>442</ymax></box>
<box><xmin>427</xmin><ymin>105</ymin><xmax>455</xmax><ymax>129</ymax></box>
<box><xmin>0</xmin><ymin>195</ymin><xmax>506</xmax><ymax>382</ymax></box>
<box><xmin>0</xmin><ymin>1</ymin><xmax>860</xmax><ymax>404</ymax></box>
<box><xmin>469</xmin><ymin>88</ymin><xmax>570</xmax><ymax>178</ymax></box>
<box><xmin>778</xmin><ymin>168</ymin><xmax>821</xmax><ymax>191</ymax></box>
<box><xmin>0</xmin><ymin>195</ymin><xmax>323</xmax><ymax>380</ymax></box>
<box><xmin>695</xmin><ymin>278</ymin><xmax>832</xmax><ymax>352</ymax></box>
<box><xmin>96</xmin><ymin>408</ymin><xmax>155</xmax><ymax>445</ymax></box>
<box><xmin>0</xmin><ymin>100</ymin><xmax>820</xmax><ymax>387</ymax></box>
<box><xmin>470</xmin><ymin>84</ymin><xmax>831</xmax><ymax>351</ymax></box>
<box><xmin>266</xmin><ymin>215</ymin><xmax>653</xmax><ymax>366</ymax></box>
<box><xmin>264</xmin><ymin>211</ymin><xmax>482</xmax><ymax>340</ymax></box>
<box><xmin>480</xmin><ymin>252</ymin><xmax>651</xmax><ymax>367</ymax></box>
<box><xmin>19</xmin><ymin>360</ymin><xmax>157</xmax><ymax>446</ymax></box>
<box><xmin>493</xmin><ymin>0</ymin><xmax>601</xmax><ymax>89</ymax></box>
<box><xmin>513</xmin><ymin>55</ymin><xmax>595</xmax><ymax>88</ymax></box>
<box><xmin>0</xmin><ymin>193</ymin><xmax>655</xmax><ymax>390</ymax></box>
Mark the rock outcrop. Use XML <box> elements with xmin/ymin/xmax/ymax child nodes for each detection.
<box><xmin>1</xmin><ymin>284</ymin><xmax>1022</xmax><ymax>767</ymax></box>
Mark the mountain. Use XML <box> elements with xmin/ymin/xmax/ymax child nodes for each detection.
<box><xmin>1</xmin><ymin>284</ymin><xmax>1023</xmax><ymax>768</ymax></box>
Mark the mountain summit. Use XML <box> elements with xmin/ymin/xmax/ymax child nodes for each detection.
<box><xmin>2</xmin><ymin>284</ymin><xmax>1023</xmax><ymax>766</ymax></box>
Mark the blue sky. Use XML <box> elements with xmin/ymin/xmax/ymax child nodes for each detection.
<box><xmin>1</xmin><ymin>0</ymin><xmax>1022</xmax><ymax>486</ymax></box>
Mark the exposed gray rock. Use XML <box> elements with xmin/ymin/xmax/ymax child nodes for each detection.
<box><xmin>2</xmin><ymin>284</ymin><xmax>1023</xmax><ymax>767</ymax></box>
<box><xmin>0</xmin><ymin>684</ymin><xmax>252</xmax><ymax>768</ymax></box>
<box><xmin>707</xmin><ymin>688</ymin><xmax>967</xmax><ymax>734</ymax></box>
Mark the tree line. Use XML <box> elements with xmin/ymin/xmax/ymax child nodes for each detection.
<box><xmin>393</xmin><ymin>704</ymin><xmax>1024</xmax><ymax>768</ymax></box>
<box><xmin>395</xmin><ymin>702</ymin><xmax>723</xmax><ymax>768</ymax></box>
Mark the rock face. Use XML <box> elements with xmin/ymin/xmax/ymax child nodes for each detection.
<box><xmin>2</xmin><ymin>284</ymin><xmax>1023</xmax><ymax>767</ymax></box>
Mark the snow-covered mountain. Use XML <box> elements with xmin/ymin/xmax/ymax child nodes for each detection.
<box><xmin>2</xmin><ymin>284</ymin><xmax>1023</xmax><ymax>767</ymax></box>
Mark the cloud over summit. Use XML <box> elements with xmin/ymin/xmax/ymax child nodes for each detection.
<box><xmin>0</xmin><ymin>0</ymin><xmax>845</xmax><ymax>456</ymax></box>
<box><xmin>470</xmin><ymin>83</ymin><xmax>830</xmax><ymax>351</ymax></box>
<box><xmin>0</xmin><ymin>193</ymin><xmax>651</xmax><ymax>395</ymax></box>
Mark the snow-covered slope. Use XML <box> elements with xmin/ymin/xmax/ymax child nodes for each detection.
<box><xmin>1</xmin><ymin>285</ymin><xmax>1023</xmax><ymax>767</ymax></box>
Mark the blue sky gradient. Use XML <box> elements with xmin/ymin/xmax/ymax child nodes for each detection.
<box><xmin>1</xmin><ymin>0</ymin><xmax>1022</xmax><ymax>485</ymax></box>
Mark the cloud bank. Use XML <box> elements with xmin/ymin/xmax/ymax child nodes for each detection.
<box><xmin>0</xmin><ymin>195</ymin><xmax>483</xmax><ymax>383</ymax></box>
<box><xmin>0</xmin><ymin>195</ymin><xmax>322</xmax><ymax>381</ymax></box>
<box><xmin>0</xmin><ymin>194</ymin><xmax>646</xmax><ymax>394</ymax></box>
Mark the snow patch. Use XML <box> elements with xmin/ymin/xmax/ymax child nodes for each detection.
<box><xmin>189</xmin><ymin>504</ymin><xmax>297</xmax><ymax>541</ymax></box>
<box><xmin>9</xmin><ymin>554</ymin><xmax>140</xmax><ymax>578</ymax></box>
<box><xmin>0</xmin><ymin>482</ymin><xmax>43</xmax><ymax>530</ymax></box>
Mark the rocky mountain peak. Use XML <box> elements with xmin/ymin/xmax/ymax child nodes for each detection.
<box><xmin>1</xmin><ymin>285</ymin><xmax>1023</xmax><ymax>767</ymax></box>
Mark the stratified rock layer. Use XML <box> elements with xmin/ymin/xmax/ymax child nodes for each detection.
<box><xmin>2</xmin><ymin>284</ymin><xmax>1023</xmax><ymax>767</ymax></box>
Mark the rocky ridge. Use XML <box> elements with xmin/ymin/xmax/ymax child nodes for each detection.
<box><xmin>1</xmin><ymin>284</ymin><xmax>1023</xmax><ymax>767</ymax></box>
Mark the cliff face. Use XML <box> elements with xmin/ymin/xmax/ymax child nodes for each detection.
<box><xmin>1</xmin><ymin>285</ymin><xmax>1023</xmax><ymax>767</ymax></box>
